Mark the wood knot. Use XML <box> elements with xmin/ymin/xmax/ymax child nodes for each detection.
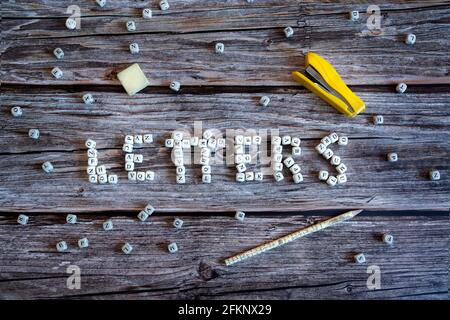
<box><xmin>198</xmin><ymin>262</ymin><xmax>219</xmax><ymax>281</ymax></box>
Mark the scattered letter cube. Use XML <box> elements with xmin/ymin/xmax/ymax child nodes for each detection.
<box><xmin>29</xmin><ymin>129</ymin><xmax>40</xmax><ymax>139</ymax></box>
<box><xmin>142</xmin><ymin>8</ymin><xmax>152</xmax><ymax>19</ymax></box>
<box><xmin>235</xmin><ymin>211</ymin><xmax>245</xmax><ymax>221</ymax></box>
<box><xmin>17</xmin><ymin>214</ymin><xmax>29</xmax><ymax>225</ymax></box>
<box><xmin>387</xmin><ymin>153</ymin><xmax>398</xmax><ymax>162</ymax></box>
<box><xmin>284</xmin><ymin>26</ymin><xmax>294</xmax><ymax>38</ymax></box>
<box><xmin>405</xmin><ymin>33</ymin><xmax>416</xmax><ymax>45</ymax></box>
<box><xmin>429</xmin><ymin>170</ymin><xmax>440</xmax><ymax>181</ymax></box>
<box><xmin>11</xmin><ymin>106</ymin><xmax>23</xmax><ymax>117</ymax></box>
<box><xmin>173</xmin><ymin>218</ymin><xmax>184</xmax><ymax>229</ymax></box>
<box><xmin>103</xmin><ymin>220</ymin><xmax>113</xmax><ymax>231</ymax></box>
<box><xmin>215</xmin><ymin>42</ymin><xmax>225</xmax><ymax>54</ymax></box>
<box><xmin>56</xmin><ymin>241</ymin><xmax>68</xmax><ymax>252</ymax></box>
<box><xmin>129</xmin><ymin>43</ymin><xmax>140</xmax><ymax>54</ymax></box>
<box><xmin>160</xmin><ymin>0</ymin><xmax>170</xmax><ymax>11</ymax></box>
<box><xmin>126</xmin><ymin>21</ymin><xmax>136</xmax><ymax>32</ymax></box>
<box><xmin>350</xmin><ymin>11</ymin><xmax>359</xmax><ymax>21</ymax></box>
<box><xmin>168</xmin><ymin>242</ymin><xmax>178</xmax><ymax>253</ymax></box>
<box><xmin>396</xmin><ymin>83</ymin><xmax>407</xmax><ymax>94</ymax></box>
<box><xmin>42</xmin><ymin>161</ymin><xmax>54</xmax><ymax>173</ymax></box>
<box><xmin>319</xmin><ymin>170</ymin><xmax>329</xmax><ymax>181</ymax></box>
<box><xmin>382</xmin><ymin>234</ymin><xmax>394</xmax><ymax>245</ymax></box>
<box><xmin>66</xmin><ymin>214</ymin><xmax>77</xmax><ymax>224</ymax></box>
<box><xmin>170</xmin><ymin>80</ymin><xmax>181</xmax><ymax>92</ymax></box>
<box><xmin>354</xmin><ymin>253</ymin><xmax>366</xmax><ymax>263</ymax></box>
<box><xmin>82</xmin><ymin>93</ymin><xmax>94</xmax><ymax>104</ymax></box>
<box><xmin>78</xmin><ymin>238</ymin><xmax>89</xmax><ymax>248</ymax></box>
<box><xmin>53</xmin><ymin>48</ymin><xmax>64</xmax><ymax>60</ymax></box>
<box><xmin>259</xmin><ymin>96</ymin><xmax>270</xmax><ymax>107</ymax></box>
<box><xmin>122</xmin><ymin>243</ymin><xmax>133</xmax><ymax>254</ymax></box>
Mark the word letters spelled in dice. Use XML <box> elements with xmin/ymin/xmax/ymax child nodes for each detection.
<box><xmin>96</xmin><ymin>0</ymin><xmax>106</xmax><ymax>7</ymax></box>
<box><xmin>170</xmin><ymin>81</ymin><xmax>181</xmax><ymax>92</ymax></box>
<box><xmin>326</xmin><ymin>176</ymin><xmax>337</xmax><ymax>186</ymax></box>
<box><xmin>387</xmin><ymin>153</ymin><xmax>398</xmax><ymax>162</ymax></box>
<box><xmin>283</xmin><ymin>157</ymin><xmax>295</xmax><ymax>168</ymax></box>
<box><xmin>405</xmin><ymin>33</ymin><xmax>416</xmax><ymax>45</ymax></box>
<box><xmin>202</xmin><ymin>174</ymin><xmax>212</xmax><ymax>183</ymax></box>
<box><xmin>236</xmin><ymin>172</ymin><xmax>245</xmax><ymax>182</ymax></box>
<box><xmin>321</xmin><ymin>136</ymin><xmax>332</xmax><ymax>147</ymax></box>
<box><xmin>65</xmin><ymin>18</ymin><xmax>77</xmax><ymax>30</ymax></box>
<box><xmin>146</xmin><ymin>170</ymin><xmax>155</xmax><ymax>181</ymax></box>
<box><xmin>53</xmin><ymin>48</ymin><xmax>64</xmax><ymax>60</ymax></box>
<box><xmin>255</xmin><ymin>172</ymin><xmax>263</xmax><ymax>181</ymax></box>
<box><xmin>11</xmin><ymin>106</ymin><xmax>23</xmax><ymax>117</ymax></box>
<box><xmin>130</xmin><ymin>43</ymin><xmax>140</xmax><ymax>54</ymax></box>
<box><xmin>88</xmin><ymin>158</ymin><xmax>98</xmax><ymax>167</ymax></box>
<box><xmin>337</xmin><ymin>173</ymin><xmax>347</xmax><ymax>184</ymax></box>
<box><xmin>173</xmin><ymin>218</ymin><xmax>184</xmax><ymax>229</ymax></box>
<box><xmin>284</xmin><ymin>26</ymin><xmax>294</xmax><ymax>38</ymax></box>
<box><xmin>89</xmin><ymin>174</ymin><xmax>98</xmax><ymax>183</ymax></box>
<box><xmin>338</xmin><ymin>136</ymin><xmax>348</xmax><ymax>146</ymax></box>
<box><xmin>336</xmin><ymin>163</ymin><xmax>347</xmax><ymax>174</ymax></box>
<box><xmin>274</xmin><ymin>171</ymin><xmax>284</xmax><ymax>182</ymax></box>
<box><xmin>17</xmin><ymin>214</ymin><xmax>29</xmax><ymax>225</ymax></box>
<box><xmin>290</xmin><ymin>164</ymin><xmax>301</xmax><ymax>175</ymax></box>
<box><xmin>137</xmin><ymin>210</ymin><xmax>149</xmax><ymax>222</ymax></box>
<box><xmin>29</xmin><ymin>129</ymin><xmax>40</xmax><ymax>139</ymax></box>
<box><xmin>272</xmin><ymin>162</ymin><xmax>283</xmax><ymax>172</ymax></box>
<box><xmin>354</xmin><ymin>253</ymin><xmax>366</xmax><ymax>263</ymax></box>
<box><xmin>136</xmin><ymin>171</ymin><xmax>145</xmax><ymax>182</ymax></box>
<box><xmin>56</xmin><ymin>241</ymin><xmax>68</xmax><ymax>252</ymax></box>
<box><xmin>429</xmin><ymin>170</ymin><xmax>440</xmax><ymax>181</ymax></box>
<box><xmin>319</xmin><ymin>170</ymin><xmax>329</xmax><ymax>181</ymax></box>
<box><xmin>315</xmin><ymin>143</ymin><xmax>326</xmax><ymax>154</ymax></box>
<box><xmin>282</xmin><ymin>136</ymin><xmax>291</xmax><ymax>146</ymax></box>
<box><xmin>373</xmin><ymin>115</ymin><xmax>384</xmax><ymax>125</ymax></box>
<box><xmin>98</xmin><ymin>174</ymin><xmax>108</xmax><ymax>184</ymax></box>
<box><xmin>168</xmin><ymin>242</ymin><xmax>178</xmax><ymax>253</ymax></box>
<box><xmin>291</xmin><ymin>137</ymin><xmax>301</xmax><ymax>147</ymax></box>
<box><xmin>259</xmin><ymin>96</ymin><xmax>270</xmax><ymax>107</ymax></box>
<box><xmin>143</xmin><ymin>134</ymin><xmax>153</xmax><ymax>143</ymax></box>
<box><xmin>396</xmin><ymin>83</ymin><xmax>407</xmax><ymax>94</ymax></box>
<box><xmin>135</xmin><ymin>134</ymin><xmax>143</xmax><ymax>144</ymax></box>
<box><xmin>293</xmin><ymin>173</ymin><xmax>303</xmax><ymax>184</ymax></box>
<box><xmin>235</xmin><ymin>211</ymin><xmax>245</xmax><ymax>222</ymax></box>
<box><xmin>66</xmin><ymin>214</ymin><xmax>77</xmax><ymax>224</ymax></box>
<box><xmin>78</xmin><ymin>238</ymin><xmax>89</xmax><ymax>248</ymax></box>
<box><xmin>323</xmin><ymin>148</ymin><xmax>334</xmax><ymax>160</ymax></box>
<box><xmin>272</xmin><ymin>136</ymin><xmax>281</xmax><ymax>145</ymax></box>
<box><xmin>349</xmin><ymin>11</ymin><xmax>359</xmax><ymax>21</ymax></box>
<box><xmin>128</xmin><ymin>171</ymin><xmax>137</xmax><ymax>181</ymax></box>
<box><xmin>215</xmin><ymin>43</ymin><xmax>225</xmax><ymax>54</ymax></box>
<box><xmin>331</xmin><ymin>155</ymin><xmax>341</xmax><ymax>166</ymax></box>
<box><xmin>103</xmin><ymin>220</ymin><xmax>113</xmax><ymax>231</ymax></box>
<box><xmin>382</xmin><ymin>234</ymin><xmax>394</xmax><ymax>245</ymax></box>
<box><xmin>42</xmin><ymin>161</ymin><xmax>54</xmax><ymax>173</ymax></box>
<box><xmin>83</xmin><ymin>93</ymin><xmax>94</xmax><ymax>104</ymax></box>
<box><xmin>160</xmin><ymin>0</ymin><xmax>170</xmax><ymax>11</ymax></box>
<box><xmin>108</xmin><ymin>174</ymin><xmax>118</xmax><ymax>184</ymax></box>
<box><xmin>123</xmin><ymin>143</ymin><xmax>133</xmax><ymax>153</ymax></box>
<box><xmin>126</xmin><ymin>21</ymin><xmax>136</xmax><ymax>32</ymax></box>
<box><xmin>142</xmin><ymin>8</ymin><xmax>152</xmax><ymax>19</ymax></box>
<box><xmin>329</xmin><ymin>132</ymin><xmax>339</xmax><ymax>143</ymax></box>
<box><xmin>87</xmin><ymin>148</ymin><xmax>97</xmax><ymax>158</ymax></box>
<box><xmin>122</xmin><ymin>243</ymin><xmax>133</xmax><ymax>254</ymax></box>
<box><xmin>85</xmin><ymin>139</ymin><xmax>96</xmax><ymax>149</ymax></box>
<box><xmin>245</xmin><ymin>171</ymin><xmax>254</xmax><ymax>181</ymax></box>
<box><xmin>51</xmin><ymin>67</ymin><xmax>63</xmax><ymax>79</ymax></box>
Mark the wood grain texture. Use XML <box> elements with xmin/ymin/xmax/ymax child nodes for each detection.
<box><xmin>1</xmin><ymin>2</ymin><xmax>449</xmax><ymax>86</ymax></box>
<box><xmin>1</xmin><ymin>87</ymin><xmax>449</xmax><ymax>213</ymax></box>
<box><xmin>0</xmin><ymin>213</ymin><xmax>447</xmax><ymax>300</ymax></box>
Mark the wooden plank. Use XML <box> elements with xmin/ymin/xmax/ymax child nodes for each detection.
<box><xmin>0</xmin><ymin>213</ymin><xmax>447</xmax><ymax>299</ymax></box>
<box><xmin>4</xmin><ymin>1</ymin><xmax>447</xmax><ymax>19</ymax></box>
<box><xmin>1</xmin><ymin>87</ymin><xmax>449</xmax><ymax>212</ymax></box>
<box><xmin>2</xmin><ymin>4</ymin><xmax>449</xmax><ymax>86</ymax></box>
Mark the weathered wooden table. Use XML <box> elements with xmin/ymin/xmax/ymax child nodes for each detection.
<box><xmin>1</xmin><ymin>1</ymin><xmax>449</xmax><ymax>299</ymax></box>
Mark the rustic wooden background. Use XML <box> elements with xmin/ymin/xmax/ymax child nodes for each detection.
<box><xmin>1</xmin><ymin>0</ymin><xmax>449</xmax><ymax>299</ymax></box>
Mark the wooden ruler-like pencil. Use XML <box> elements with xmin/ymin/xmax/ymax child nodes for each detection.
<box><xmin>224</xmin><ymin>209</ymin><xmax>363</xmax><ymax>266</ymax></box>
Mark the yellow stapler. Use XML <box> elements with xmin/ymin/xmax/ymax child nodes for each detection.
<box><xmin>292</xmin><ymin>52</ymin><xmax>365</xmax><ymax>118</ymax></box>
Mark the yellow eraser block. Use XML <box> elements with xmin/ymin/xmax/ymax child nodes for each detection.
<box><xmin>117</xmin><ymin>63</ymin><xmax>150</xmax><ymax>96</ymax></box>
